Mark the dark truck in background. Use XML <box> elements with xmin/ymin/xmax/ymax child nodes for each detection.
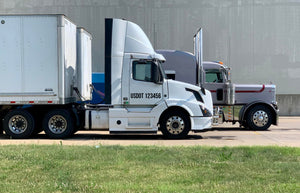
<box><xmin>157</xmin><ymin>29</ymin><xmax>278</xmax><ymax>130</ymax></box>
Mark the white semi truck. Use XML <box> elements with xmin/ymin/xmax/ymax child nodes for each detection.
<box><xmin>157</xmin><ymin>29</ymin><xmax>279</xmax><ymax>130</ymax></box>
<box><xmin>0</xmin><ymin>15</ymin><xmax>213</xmax><ymax>139</ymax></box>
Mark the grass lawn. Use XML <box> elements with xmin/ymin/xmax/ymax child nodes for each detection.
<box><xmin>0</xmin><ymin>145</ymin><xmax>299</xmax><ymax>193</ymax></box>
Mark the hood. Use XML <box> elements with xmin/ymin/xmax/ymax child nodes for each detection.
<box><xmin>234</xmin><ymin>84</ymin><xmax>276</xmax><ymax>104</ymax></box>
<box><xmin>167</xmin><ymin>79</ymin><xmax>213</xmax><ymax>112</ymax></box>
<box><xmin>235</xmin><ymin>84</ymin><xmax>275</xmax><ymax>92</ymax></box>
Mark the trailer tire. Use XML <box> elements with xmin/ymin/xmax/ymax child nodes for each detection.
<box><xmin>43</xmin><ymin>109</ymin><xmax>74</xmax><ymax>139</ymax></box>
<box><xmin>160</xmin><ymin>111</ymin><xmax>191</xmax><ymax>139</ymax></box>
<box><xmin>246</xmin><ymin>105</ymin><xmax>272</xmax><ymax>130</ymax></box>
<box><xmin>3</xmin><ymin>110</ymin><xmax>35</xmax><ymax>139</ymax></box>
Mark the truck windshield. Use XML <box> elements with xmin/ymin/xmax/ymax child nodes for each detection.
<box><xmin>205</xmin><ymin>69</ymin><xmax>224</xmax><ymax>83</ymax></box>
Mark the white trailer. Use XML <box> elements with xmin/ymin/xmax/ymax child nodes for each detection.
<box><xmin>0</xmin><ymin>15</ymin><xmax>81</xmax><ymax>104</ymax></box>
<box><xmin>0</xmin><ymin>15</ymin><xmax>213</xmax><ymax>139</ymax></box>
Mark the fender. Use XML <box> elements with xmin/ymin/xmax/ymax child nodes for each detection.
<box><xmin>150</xmin><ymin>101</ymin><xmax>168</xmax><ymax>128</ymax></box>
<box><xmin>240</xmin><ymin>100</ymin><xmax>279</xmax><ymax>125</ymax></box>
<box><xmin>165</xmin><ymin>99</ymin><xmax>203</xmax><ymax>117</ymax></box>
<box><xmin>158</xmin><ymin>104</ymin><xmax>194</xmax><ymax>130</ymax></box>
<box><xmin>163</xmin><ymin>99</ymin><xmax>208</xmax><ymax>130</ymax></box>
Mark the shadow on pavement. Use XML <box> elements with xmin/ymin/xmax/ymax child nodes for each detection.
<box><xmin>0</xmin><ymin>132</ymin><xmax>204</xmax><ymax>141</ymax></box>
<box><xmin>210</xmin><ymin>127</ymin><xmax>272</xmax><ymax>132</ymax></box>
<box><xmin>0</xmin><ymin>126</ymin><xmax>272</xmax><ymax>141</ymax></box>
<box><xmin>61</xmin><ymin>133</ymin><xmax>204</xmax><ymax>141</ymax></box>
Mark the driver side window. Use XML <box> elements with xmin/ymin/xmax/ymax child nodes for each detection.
<box><xmin>132</xmin><ymin>61</ymin><xmax>153</xmax><ymax>82</ymax></box>
<box><xmin>205</xmin><ymin>69</ymin><xmax>224</xmax><ymax>83</ymax></box>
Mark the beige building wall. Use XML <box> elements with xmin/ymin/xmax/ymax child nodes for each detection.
<box><xmin>1</xmin><ymin>0</ymin><xmax>299</xmax><ymax>114</ymax></box>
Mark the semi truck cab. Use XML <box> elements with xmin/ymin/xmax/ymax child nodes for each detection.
<box><xmin>85</xmin><ymin>19</ymin><xmax>213</xmax><ymax>139</ymax></box>
<box><xmin>202</xmin><ymin>61</ymin><xmax>234</xmax><ymax>105</ymax></box>
<box><xmin>157</xmin><ymin>29</ymin><xmax>278</xmax><ymax>131</ymax></box>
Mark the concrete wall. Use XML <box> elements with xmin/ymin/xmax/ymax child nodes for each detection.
<box><xmin>0</xmin><ymin>0</ymin><xmax>299</xmax><ymax>115</ymax></box>
<box><xmin>277</xmin><ymin>95</ymin><xmax>300</xmax><ymax>116</ymax></box>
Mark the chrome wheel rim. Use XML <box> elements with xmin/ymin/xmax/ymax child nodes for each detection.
<box><xmin>48</xmin><ymin>115</ymin><xmax>67</xmax><ymax>134</ymax></box>
<box><xmin>166</xmin><ymin>116</ymin><xmax>185</xmax><ymax>134</ymax></box>
<box><xmin>252</xmin><ymin>110</ymin><xmax>268</xmax><ymax>127</ymax></box>
<box><xmin>8</xmin><ymin>115</ymin><xmax>28</xmax><ymax>134</ymax></box>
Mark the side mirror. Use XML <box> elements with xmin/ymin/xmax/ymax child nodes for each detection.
<box><xmin>224</xmin><ymin>68</ymin><xmax>231</xmax><ymax>83</ymax></box>
<box><xmin>165</xmin><ymin>70</ymin><xmax>176</xmax><ymax>80</ymax></box>
<box><xmin>153</xmin><ymin>64</ymin><xmax>163</xmax><ymax>84</ymax></box>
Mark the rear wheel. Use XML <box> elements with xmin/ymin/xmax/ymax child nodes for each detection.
<box><xmin>160</xmin><ymin>111</ymin><xmax>191</xmax><ymax>139</ymax></box>
<box><xmin>246</xmin><ymin>105</ymin><xmax>272</xmax><ymax>130</ymax></box>
<box><xmin>3</xmin><ymin>110</ymin><xmax>35</xmax><ymax>139</ymax></box>
<box><xmin>43</xmin><ymin>109</ymin><xmax>74</xmax><ymax>139</ymax></box>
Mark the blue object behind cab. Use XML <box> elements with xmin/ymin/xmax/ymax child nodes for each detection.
<box><xmin>91</xmin><ymin>73</ymin><xmax>105</xmax><ymax>104</ymax></box>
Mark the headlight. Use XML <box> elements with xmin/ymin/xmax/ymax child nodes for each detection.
<box><xmin>200</xmin><ymin>105</ymin><xmax>212</xmax><ymax>117</ymax></box>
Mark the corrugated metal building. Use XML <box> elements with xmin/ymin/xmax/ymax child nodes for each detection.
<box><xmin>0</xmin><ymin>0</ymin><xmax>299</xmax><ymax>115</ymax></box>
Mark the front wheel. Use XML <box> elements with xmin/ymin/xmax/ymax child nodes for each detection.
<box><xmin>43</xmin><ymin>109</ymin><xmax>74</xmax><ymax>139</ymax></box>
<box><xmin>246</xmin><ymin>105</ymin><xmax>273</xmax><ymax>130</ymax></box>
<box><xmin>160</xmin><ymin>111</ymin><xmax>191</xmax><ymax>139</ymax></box>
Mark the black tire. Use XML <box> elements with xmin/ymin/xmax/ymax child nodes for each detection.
<box><xmin>160</xmin><ymin>111</ymin><xmax>191</xmax><ymax>139</ymax></box>
<box><xmin>43</xmin><ymin>109</ymin><xmax>74</xmax><ymax>139</ymax></box>
<box><xmin>3</xmin><ymin>110</ymin><xmax>35</xmax><ymax>139</ymax></box>
<box><xmin>246</xmin><ymin>105</ymin><xmax>272</xmax><ymax>130</ymax></box>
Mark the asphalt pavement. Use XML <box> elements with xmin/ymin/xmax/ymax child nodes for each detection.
<box><xmin>0</xmin><ymin>117</ymin><xmax>299</xmax><ymax>147</ymax></box>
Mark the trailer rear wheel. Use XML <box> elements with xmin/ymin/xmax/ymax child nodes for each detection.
<box><xmin>160</xmin><ymin>111</ymin><xmax>190</xmax><ymax>139</ymax></box>
<box><xmin>43</xmin><ymin>109</ymin><xmax>74</xmax><ymax>139</ymax></box>
<box><xmin>3</xmin><ymin>110</ymin><xmax>35</xmax><ymax>139</ymax></box>
<box><xmin>246</xmin><ymin>105</ymin><xmax>272</xmax><ymax>130</ymax></box>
